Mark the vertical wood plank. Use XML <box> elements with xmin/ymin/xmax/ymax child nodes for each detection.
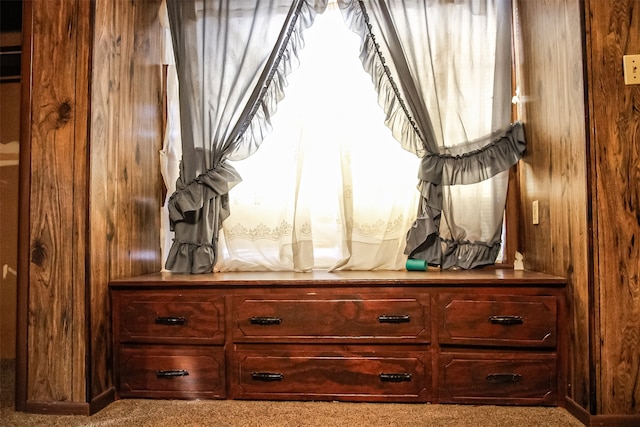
<box><xmin>71</xmin><ymin>0</ymin><xmax>91</xmax><ymax>403</ymax></box>
<box><xmin>89</xmin><ymin>0</ymin><xmax>119</xmax><ymax>400</ymax></box>
<box><xmin>515</xmin><ymin>0</ymin><xmax>591</xmax><ymax>412</ymax></box>
<box><xmin>89</xmin><ymin>0</ymin><xmax>163</xmax><ymax>399</ymax></box>
<box><xmin>585</xmin><ymin>0</ymin><xmax>640</xmax><ymax>415</ymax></box>
<box><xmin>25</xmin><ymin>0</ymin><xmax>88</xmax><ymax>402</ymax></box>
<box><xmin>130</xmin><ymin>1</ymin><xmax>164</xmax><ymax>276</ymax></box>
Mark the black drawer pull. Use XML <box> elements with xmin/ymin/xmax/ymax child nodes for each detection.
<box><xmin>486</xmin><ymin>373</ymin><xmax>522</xmax><ymax>383</ymax></box>
<box><xmin>252</xmin><ymin>372</ymin><xmax>284</xmax><ymax>382</ymax></box>
<box><xmin>379</xmin><ymin>373</ymin><xmax>412</xmax><ymax>382</ymax></box>
<box><xmin>156</xmin><ymin>369</ymin><xmax>189</xmax><ymax>378</ymax></box>
<box><xmin>155</xmin><ymin>316</ymin><xmax>187</xmax><ymax>326</ymax></box>
<box><xmin>250</xmin><ymin>316</ymin><xmax>282</xmax><ymax>325</ymax></box>
<box><xmin>378</xmin><ymin>314</ymin><xmax>411</xmax><ymax>323</ymax></box>
<box><xmin>489</xmin><ymin>315</ymin><xmax>524</xmax><ymax>325</ymax></box>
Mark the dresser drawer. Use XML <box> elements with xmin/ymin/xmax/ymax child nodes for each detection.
<box><xmin>233</xmin><ymin>296</ymin><xmax>430</xmax><ymax>342</ymax></box>
<box><xmin>114</xmin><ymin>291</ymin><xmax>224</xmax><ymax>344</ymax></box>
<box><xmin>438</xmin><ymin>294</ymin><xmax>557</xmax><ymax>347</ymax></box>
<box><xmin>231</xmin><ymin>349</ymin><xmax>430</xmax><ymax>402</ymax></box>
<box><xmin>438</xmin><ymin>352</ymin><xmax>557</xmax><ymax>405</ymax></box>
<box><xmin>118</xmin><ymin>346</ymin><xmax>225</xmax><ymax>399</ymax></box>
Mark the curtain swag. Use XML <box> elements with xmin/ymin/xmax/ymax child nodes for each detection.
<box><xmin>165</xmin><ymin>0</ymin><xmax>524</xmax><ymax>273</ymax></box>
<box><xmin>420</xmin><ymin>122</ymin><xmax>526</xmax><ymax>186</ymax></box>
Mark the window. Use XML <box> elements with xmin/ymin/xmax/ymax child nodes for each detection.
<box><xmin>216</xmin><ymin>2</ymin><xmax>420</xmax><ymax>271</ymax></box>
<box><xmin>160</xmin><ymin>0</ymin><xmax>520</xmax><ymax>273</ymax></box>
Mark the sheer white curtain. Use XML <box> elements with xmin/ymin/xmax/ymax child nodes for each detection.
<box><xmin>216</xmin><ymin>2</ymin><xmax>419</xmax><ymax>271</ymax></box>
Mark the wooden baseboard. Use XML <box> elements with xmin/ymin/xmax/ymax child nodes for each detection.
<box><xmin>89</xmin><ymin>387</ymin><xmax>116</xmax><ymax>415</ymax></box>
<box><xmin>566</xmin><ymin>398</ymin><xmax>591</xmax><ymax>426</ymax></box>
<box><xmin>21</xmin><ymin>387</ymin><xmax>115</xmax><ymax>416</ymax></box>
<box><xmin>566</xmin><ymin>397</ymin><xmax>640</xmax><ymax>427</ymax></box>
<box><xmin>23</xmin><ymin>400</ymin><xmax>91</xmax><ymax>416</ymax></box>
<box><xmin>587</xmin><ymin>414</ymin><xmax>640</xmax><ymax>427</ymax></box>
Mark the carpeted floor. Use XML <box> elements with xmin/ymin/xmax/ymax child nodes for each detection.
<box><xmin>1</xmin><ymin>359</ymin><xmax>584</xmax><ymax>427</ymax></box>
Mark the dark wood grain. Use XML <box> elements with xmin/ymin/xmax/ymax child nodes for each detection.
<box><xmin>232</xmin><ymin>350</ymin><xmax>430</xmax><ymax>402</ymax></box>
<box><xmin>18</xmin><ymin>0</ymin><xmax>164</xmax><ymax>412</ymax></box>
<box><xmin>109</xmin><ymin>269</ymin><xmax>568</xmax><ymax>287</ymax></box>
<box><xmin>515</xmin><ymin>0</ymin><xmax>591</xmax><ymax>411</ymax></box>
<box><xmin>439</xmin><ymin>353</ymin><xmax>557</xmax><ymax>406</ymax></box>
<box><xmin>233</xmin><ymin>296</ymin><xmax>430</xmax><ymax>342</ymax></box>
<box><xmin>517</xmin><ymin>0</ymin><xmax>640</xmax><ymax>417</ymax></box>
<box><xmin>118</xmin><ymin>346</ymin><xmax>226</xmax><ymax>399</ymax></box>
<box><xmin>438</xmin><ymin>294</ymin><xmax>557</xmax><ymax>347</ymax></box>
<box><xmin>21</xmin><ymin>0</ymin><xmax>90</xmax><ymax>404</ymax></box>
<box><xmin>111</xmin><ymin>272</ymin><xmax>565</xmax><ymax>406</ymax></box>
<box><xmin>116</xmin><ymin>292</ymin><xmax>225</xmax><ymax>344</ymax></box>
<box><xmin>89</xmin><ymin>0</ymin><xmax>163</xmax><ymax>399</ymax></box>
<box><xmin>584</xmin><ymin>0</ymin><xmax>640</xmax><ymax>416</ymax></box>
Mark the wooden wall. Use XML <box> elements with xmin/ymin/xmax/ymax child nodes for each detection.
<box><xmin>583</xmin><ymin>0</ymin><xmax>640</xmax><ymax>416</ymax></box>
<box><xmin>18</xmin><ymin>0</ymin><xmax>163</xmax><ymax>412</ymax></box>
<box><xmin>515</xmin><ymin>0</ymin><xmax>590</xmax><ymax>412</ymax></box>
<box><xmin>518</xmin><ymin>0</ymin><xmax>640</xmax><ymax>418</ymax></box>
<box><xmin>19</xmin><ymin>0</ymin><xmax>92</xmax><ymax>405</ymax></box>
<box><xmin>17</xmin><ymin>0</ymin><xmax>638</xmax><ymax>419</ymax></box>
<box><xmin>89</xmin><ymin>0</ymin><xmax>164</xmax><ymax>400</ymax></box>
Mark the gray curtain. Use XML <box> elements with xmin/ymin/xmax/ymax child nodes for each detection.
<box><xmin>338</xmin><ymin>0</ymin><xmax>525</xmax><ymax>269</ymax></box>
<box><xmin>165</xmin><ymin>0</ymin><xmax>327</xmax><ymax>273</ymax></box>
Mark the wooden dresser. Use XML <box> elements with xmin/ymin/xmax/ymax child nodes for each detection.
<box><xmin>110</xmin><ymin>269</ymin><xmax>567</xmax><ymax>406</ymax></box>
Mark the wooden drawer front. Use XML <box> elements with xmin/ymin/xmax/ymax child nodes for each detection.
<box><xmin>116</xmin><ymin>292</ymin><xmax>224</xmax><ymax>344</ymax></box>
<box><xmin>233</xmin><ymin>297</ymin><xmax>430</xmax><ymax>342</ymax></box>
<box><xmin>439</xmin><ymin>353</ymin><xmax>557</xmax><ymax>405</ymax></box>
<box><xmin>232</xmin><ymin>351</ymin><xmax>430</xmax><ymax>402</ymax></box>
<box><xmin>438</xmin><ymin>294</ymin><xmax>557</xmax><ymax>347</ymax></box>
<box><xmin>118</xmin><ymin>346</ymin><xmax>225</xmax><ymax>399</ymax></box>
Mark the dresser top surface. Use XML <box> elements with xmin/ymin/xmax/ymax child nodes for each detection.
<box><xmin>110</xmin><ymin>269</ymin><xmax>566</xmax><ymax>288</ymax></box>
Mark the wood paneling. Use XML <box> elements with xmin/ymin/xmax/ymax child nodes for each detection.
<box><xmin>584</xmin><ymin>0</ymin><xmax>640</xmax><ymax>415</ymax></box>
<box><xmin>18</xmin><ymin>0</ymin><xmax>163</xmax><ymax>412</ymax></box>
<box><xmin>17</xmin><ymin>0</ymin><xmax>636</xmax><ymax>418</ymax></box>
<box><xmin>89</xmin><ymin>0</ymin><xmax>163</xmax><ymax>399</ymax></box>
<box><xmin>518</xmin><ymin>0</ymin><xmax>640</xmax><ymax>418</ymax></box>
<box><xmin>21</xmin><ymin>0</ymin><xmax>90</xmax><ymax>403</ymax></box>
<box><xmin>515</xmin><ymin>0</ymin><xmax>590</xmax><ymax>412</ymax></box>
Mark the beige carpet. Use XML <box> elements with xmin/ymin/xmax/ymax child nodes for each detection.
<box><xmin>1</xmin><ymin>359</ymin><xmax>584</xmax><ymax>427</ymax></box>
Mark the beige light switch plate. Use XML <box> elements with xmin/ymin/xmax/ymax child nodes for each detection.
<box><xmin>623</xmin><ymin>55</ymin><xmax>640</xmax><ymax>85</ymax></box>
